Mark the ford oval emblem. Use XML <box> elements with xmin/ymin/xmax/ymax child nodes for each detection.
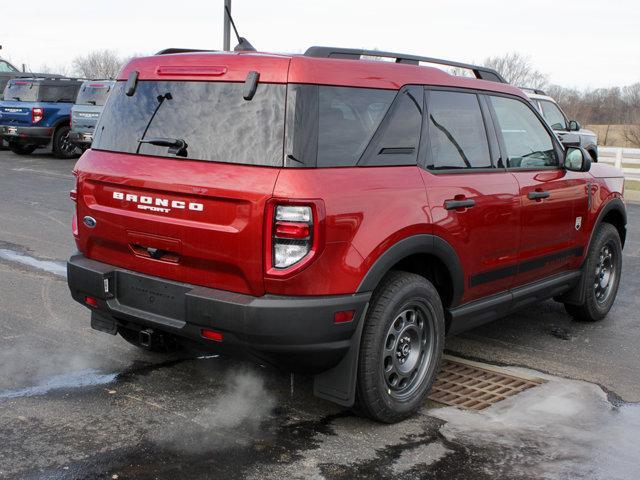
<box><xmin>83</xmin><ymin>216</ymin><xmax>97</xmax><ymax>228</ymax></box>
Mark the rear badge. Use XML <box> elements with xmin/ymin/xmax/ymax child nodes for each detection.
<box><xmin>83</xmin><ymin>216</ymin><xmax>97</xmax><ymax>228</ymax></box>
<box><xmin>575</xmin><ymin>216</ymin><xmax>582</xmax><ymax>231</ymax></box>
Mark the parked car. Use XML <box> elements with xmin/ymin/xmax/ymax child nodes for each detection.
<box><xmin>522</xmin><ymin>88</ymin><xmax>598</xmax><ymax>161</ymax></box>
<box><xmin>0</xmin><ymin>77</ymin><xmax>84</xmax><ymax>157</ymax></box>
<box><xmin>67</xmin><ymin>47</ymin><xmax>626</xmax><ymax>423</ymax></box>
<box><xmin>69</xmin><ymin>80</ymin><xmax>115</xmax><ymax>151</ymax></box>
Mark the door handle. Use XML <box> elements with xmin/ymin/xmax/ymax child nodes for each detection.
<box><xmin>444</xmin><ymin>198</ymin><xmax>476</xmax><ymax>210</ymax></box>
<box><xmin>528</xmin><ymin>190</ymin><xmax>550</xmax><ymax>201</ymax></box>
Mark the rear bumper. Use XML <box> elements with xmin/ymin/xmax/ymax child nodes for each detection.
<box><xmin>67</xmin><ymin>254</ymin><xmax>370</xmax><ymax>372</ymax></box>
<box><xmin>68</xmin><ymin>131</ymin><xmax>93</xmax><ymax>147</ymax></box>
<box><xmin>1</xmin><ymin>125</ymin><xmax>53</xmax><ymax>145</ymax></box>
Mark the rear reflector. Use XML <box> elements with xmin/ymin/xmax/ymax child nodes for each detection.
<box><xmin>201</xmin><ymin>329</ymin><xmax>223</xmax><ymax>342</ymax></box>
<box><xmin>274</xmin><ymin>221</ymin><xmax>310</xmax><ymax>239</ymax></box>
<box><xmin>85</xmin><ymin>296</ymin><xmax>98</xmax><ymax>308</ymax></box>
<box><xmin>334</xmin><ymin>310</ymin><xmax>355</xmax><ymax>324</ymax></box>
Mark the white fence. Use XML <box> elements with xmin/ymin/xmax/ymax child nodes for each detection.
<box><xmin>598</xmin><ymin>147</ymin><xmax>640</xmax><ymax>181</ymax></box>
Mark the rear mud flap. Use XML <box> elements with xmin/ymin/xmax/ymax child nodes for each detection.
<box><xmin>313</xmin><ymin>304</ymin><xmax>368</xmax><ymax>407</ymax></box>
<box><xmin>91</xmin><ymin>311</ymin><xmax>118</xmax><ymax>335</ymax></box>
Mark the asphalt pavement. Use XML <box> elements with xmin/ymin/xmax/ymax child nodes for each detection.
<box><xmin>0</xmin><ymin>149</ymin><xmax>638</xmax><ymax>479</ymax></box>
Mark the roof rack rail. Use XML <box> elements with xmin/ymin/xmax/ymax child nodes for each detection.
<box><xmin>519</xmin><ymin>87</ymin><xmax>548</xmax><ymax>96</ymax></box>
<box><xmin>304</xmin><ymin>46</ymin><xmax>507</xmax><ymax>84</ymax></box>
<box><xmin>11</xmin><ymin>75</ymin><xmax>84</xmax><ymax>82</ymax></box>
<box><xmin>156</xmin><ymin>48</ymin><xmax>218</xmax><ymax>55</ymax></box>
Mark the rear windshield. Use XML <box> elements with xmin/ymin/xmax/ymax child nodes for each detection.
<box><xmin>93</xmin><ymin>81</ymin><xmax>286</xmax><ymax>166</ymax></box>
<box><xmin>3</xmin><ymin>81</ymin><xmax>79</xmax><ymax>103</ymax></box>
<box><xmin>76</xmin><ymin>82</ymin><xmax>114</xmax><ymax>106</ymax></box>
<box><xmin>4</xmin><ymin>81</ymin><xmax>38</xmax><ymax>102</ymax></box>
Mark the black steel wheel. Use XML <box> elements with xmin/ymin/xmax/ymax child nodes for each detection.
<box><xmin>565</xmin><ymin>223</ymin><xmax>622</xmax><ymax>322</ymax></box>
<box><xmin>356</xmin><ymin>271</ymin><xmax>444</xmax><ymax>423</ymax></box>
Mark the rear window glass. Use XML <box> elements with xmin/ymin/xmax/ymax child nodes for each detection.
<box><xmin>4</xmin><ymin>81</ymin><xmax>38</xmax><ymax>102</ymax></box>
<box><xmin>76</xmin><ymin>82</ymin><xmax>114</xmax><ymax>106</ymax></box>
<box><xmin>285</xmin><ymin>85</ymin><xmax>395</xmax><ymax>167</ymax></box>
<box><xmin>38</xmin><ymin>84</ymin><xmax>79</xmax><ymax>103</ymax></box>
<box><xmin>93</xmin><ymin>81</ymin><xmax>286</xmax><ymax>166</ymax></box>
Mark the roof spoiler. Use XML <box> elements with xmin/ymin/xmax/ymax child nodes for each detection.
<box><xmin>155</xmin><ymin>48</ymin><xmax>218</xmax><ymax>55</ymax></box>
<box><xmin>304</xmin><ymin>46</ymin><xmax>507</xmax><ymax>84</ymax></box>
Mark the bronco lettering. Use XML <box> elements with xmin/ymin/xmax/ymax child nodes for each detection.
<box><xmin>112</xmin><ymin>191</ymin><xmax>204</xmax><ymax>212</ymax></box>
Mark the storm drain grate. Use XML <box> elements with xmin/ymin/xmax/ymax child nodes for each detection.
<box><xmin>428</xmin><ymin>358</ymin><xmax>543</xmax><ymax>410</ymax></box>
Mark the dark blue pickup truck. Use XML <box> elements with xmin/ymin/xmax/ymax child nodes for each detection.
<box><xmin>0</xmin><ymin>77</ymin><xmax>84</xmax><ymax>158</ymax></box>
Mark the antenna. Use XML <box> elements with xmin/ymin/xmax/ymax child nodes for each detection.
<box><xmin>224</xmin><ymin>5</ymin><xmax>256</xmax><ymax>52</ymax></box>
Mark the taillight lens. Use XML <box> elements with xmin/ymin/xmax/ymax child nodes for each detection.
<box><xmin>273</xmin><ymin>205</ymin><xmax>313</xmax><ymax>269</ymax></box>
<box><xmin>32</xmin><ymin>107</ymin><xmax>44</xmax><ymax>124</ymax></box>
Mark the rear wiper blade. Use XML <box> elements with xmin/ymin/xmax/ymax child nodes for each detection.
<box><xmin>12</xmin><ymin>97</ymin><xmax>21</xmax><ymax>101</ymax></box>
<box><xmin>138</xmin><ymin>137</ymin><xmax>188</xmax><ymax>157</ymax></box>
<box><xmin>87</xmin><ymin>100</ymin><xmax>96</xmax><ymax>105</ymax></box>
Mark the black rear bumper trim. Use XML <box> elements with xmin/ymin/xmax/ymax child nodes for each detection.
<box><xmin>67</xmin><ymin>253</ymin><xmax>371</xmax><ymax>372</ymax></box>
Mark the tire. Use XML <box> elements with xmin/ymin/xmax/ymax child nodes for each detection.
<box><xmin>118</xmin><ymin>326</ymin><xmax>181</xmax><ymax>353</ymax></box>
<box><xmin>355</xmin><ymin>271</ymin><xmax>445</xmax><ymax>423</ymax></box>
<box><xmin>9</xmin><ymin>143</ymin><xmax>37</xmax><ymax>155</ymax></box>
<box><xmin>564</xmin><ymin>223</ymin><xmax>622</xmax><ymax>322</ymax></box>
<box><xmin>52</xmin><ymin>125</ymin><xmax>79</xmax><ymax>159</ymax></box>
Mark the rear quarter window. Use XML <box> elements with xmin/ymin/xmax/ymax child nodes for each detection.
<box><xmin>285</xmin><ymin>85</ymin><xmax>396</xmax><ymax>167</ymax></box>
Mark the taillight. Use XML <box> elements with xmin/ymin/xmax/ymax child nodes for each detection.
<box><xmin>31</xmin><ymin>107</ymin><xmax>44</xmax><ymax>124</ymax></box>
<box><xmin>272</xmin><ymin>205</ymin><xmax>313</xmax><ymax>269</ymax></box>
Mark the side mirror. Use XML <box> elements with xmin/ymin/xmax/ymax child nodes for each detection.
<box><xmin>568</xmin><ymin>120</ymin><xmax>581</xmax><ymax>131</ymax></box>
<box><xmin>564</xmin><ymin>147</ymin><xmax>591</xmax><ymax>172</ymax></box>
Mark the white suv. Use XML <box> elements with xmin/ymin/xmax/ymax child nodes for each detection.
<box><xmin>523</xmin><ymin>88</ymin><xmax>598</xmax><ymax>161</ymax></box>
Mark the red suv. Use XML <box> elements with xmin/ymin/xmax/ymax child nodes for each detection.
<box><xmin>67</xmin><ymin>47</ymin><xmax>626</xmax><ymax>423</ymax></box>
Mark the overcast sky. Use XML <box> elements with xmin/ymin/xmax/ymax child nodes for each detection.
<box><xmin>2</xmin><ymin>0</ymin><xmax>638</xmax><ymax>89</ymax></box>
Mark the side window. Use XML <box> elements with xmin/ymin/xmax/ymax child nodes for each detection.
<box><xmin>360</xmin><ymin>86</ymin><xmax>423</xmax><ymax>166</ymax></box>
<box><xmin>490</xmin><ymin>96</ymin><xmax>558</xmax><ymax>168</ymax></box>
<box><xmin>426</xmin><ymin>91</ymin><xmax>492</xmax><ymax>170</ymax></box>
<box><xmin>317</xmin><ymin>87</ymin><xmax>395</xmax><ymax>167</ymax></box>
<box><xmin>539</xmin><ymin>100</ymin><xmax>567</xmax><ymax>131</ymax></box>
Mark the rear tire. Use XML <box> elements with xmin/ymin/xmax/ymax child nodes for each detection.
<box><xmin>52</xmin><ymin>125</ymin><xmax>79</xmax><ymax>159</ymax></box>
<box><xmin>9</xmin><ymin>143</ymin><xmax>37</xmax><ymax>155</ymax></box>
<box><xmin>355</xmin><ymin>271</ymin><xmax>445</xmax><ymax>423</ymax></box>
<box><xmin>564</xmin><ymin>223</ymin><xmax>622</xmax><ymax>322</ymax></box>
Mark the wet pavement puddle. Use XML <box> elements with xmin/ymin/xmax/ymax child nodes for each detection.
<box><xmin>0</xmin><ymin>247</ymin><xmax>67</xmax><ymax>278</ymax></box>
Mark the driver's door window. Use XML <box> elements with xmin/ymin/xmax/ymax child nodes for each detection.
<box><xmin>540</xmin><ymin>100</ymin><xmax>568</xmax><ymax>131</ymax></box>
<box><xmin>490</xmin><ymin>96</ymin><xmax>558</xmax><ymax>169</ymax></box>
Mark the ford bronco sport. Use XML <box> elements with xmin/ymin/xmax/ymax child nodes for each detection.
<box><xmin>67</xmin><ymin>47</ymin><xmax>626</xmax><ymax>423</ymax></box>
<box><xmin>0</xmin><ymin>77</ymin><xmax>83</xmax><ymax>157</ymax></box>
<box><xmin>69</xmin><ymin>80</ymin><xmax>115</xmax><ymax>151</ymax></box>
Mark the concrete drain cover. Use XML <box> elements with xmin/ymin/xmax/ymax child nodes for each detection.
<box><xmin>428</xmin><ymin>357</ymin><xmax>543</xmax><ymax>410</ymax></box>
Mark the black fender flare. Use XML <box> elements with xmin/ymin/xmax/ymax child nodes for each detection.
<box><xmin>559</xmin><ymin>197</ymin><xmax>626</xmax><ymax>305</ymax></box>
<box><xmin>588</xmin><ymin>197</ymin><xmax>627</xmax><ymax>250</ymax></box>
<box><xmin>52</xmin><ymin>116</ymin><xmax>71</xmax><ymax>132</ymax></box>
<box><xmin>356</xmin><ymin>234</ymin><xmax>464</xmax><ymax>307</ymax></box>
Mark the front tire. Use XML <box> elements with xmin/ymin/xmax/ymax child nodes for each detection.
<box><xmin>564</xmin><ymin>223</ymin><xmax>622</xmax><ymax>322</ymax></box>
<box><xmin>356</xmin><ymin>271</ymin><xmax>445</xmax><ymax>423</ymax></box>
<box><xmin>52</xmin><ymin>125</ymin><xmax>79</xmax><ymax>159</ymax></box>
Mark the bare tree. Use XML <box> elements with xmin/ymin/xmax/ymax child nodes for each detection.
<box><xmin>483</xmin><ymin>52</ymin><xmax>548</xmax><ymax>89</ymax></box>
<box><xmin>72</xmin><ymin>50</ymin><xmax>126</xmax><ymax>79</ymax></box>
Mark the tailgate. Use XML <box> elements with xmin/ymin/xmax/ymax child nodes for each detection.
<box><xmin>75</xmin><ymin>150</ymin><xmax>279</xmax><ymax>296</ymax></box>
<box><xmin>0</xmin><ymin>103</ymin><xmax>32</xmax><ymax>126</ymax></box>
